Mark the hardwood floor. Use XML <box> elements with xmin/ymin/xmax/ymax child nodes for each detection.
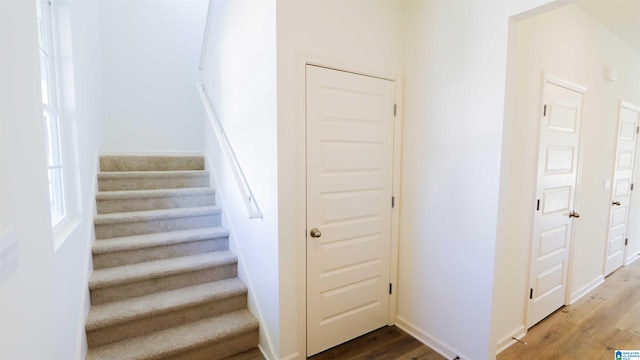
<box><xmin>230</xmin><ymin>260</ymin><xmax>640</xmax><ymax>360</ymax></box>
<box><xmin>308</xmin><ymin>326</ymin><xmax>445</xmax><ymax>360</ymax></box>
<box><xmin>499</xmin><ymin>259</ymin><xmax>640</xmax><ymax>360</ymax></box>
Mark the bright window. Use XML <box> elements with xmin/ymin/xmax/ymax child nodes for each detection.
<box><xmin>36</xmin><ymin>0</ymin><xmax>66</xmax><ymax>226</ymax></box>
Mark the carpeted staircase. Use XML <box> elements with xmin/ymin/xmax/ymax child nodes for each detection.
<box><xmin>85</xmin><ymin>155</ymin><xmax>260</xmax><ymax>360</ymax></box>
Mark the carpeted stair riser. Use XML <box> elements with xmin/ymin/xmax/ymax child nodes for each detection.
<box><xmin>90</xmin><ymin>263</ymin><xmax>237</xmax><ymax>305</ymax></box>
<box><xmin>172</xmin><ymin>331</ymin><xmax>259</xmax><ymax>360</ymax></box>
<box><xmin>98</xmin><ymin>171</ymin><xmax>210</xmax><ymax>191</ymax></box>
<box><xmin>93</xmin><ymin>237</ymin><xmax>229</xmax><ymax>269</ymax></box>
<box><xmin>88</xmin><ymin>294</ymin><xmax>247</xmax><ymax>348</ymax></box>
<box><xmin>100</xmin><ymin>155</ymin><xmax>204</xmax><ymax>172</ymax></box>
<box><xmin>94</xmin><ymin>207</ymin><xmax>222</xmax><ymax>240</ymax></box>
<box><xmin>87</xmin><ymin>294</ymin><xmax>247</xmax><ymax>348</ymax></box>
<box><xmin>86</xmin><ymin>310</ymin><xmax>258</xmax><ymax>360</ymax></box>
<box><xmin>96</xmin><ymin>188</ymin><xmax>215</xmax><ymax>214</ymax></box>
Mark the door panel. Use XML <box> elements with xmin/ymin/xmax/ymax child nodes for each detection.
<box><xmin>605</xmin><ymin>105</ymin><xmax>639</xmax><ymax>275</ymax></box>
<box><xmin>306</xmin><ymin>65</ymin><xmax>394</xmax><ymax>356</ymax></box>
<box><xmin>528</xmin><ymin>79</ymin><xmax>584</xmax><ymax>328</ymax></box>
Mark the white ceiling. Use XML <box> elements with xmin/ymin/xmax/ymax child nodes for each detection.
<box><xmin>576</xmin><ymin>0</ymin><xmax>640</xmax><ymax>52</ymax></box>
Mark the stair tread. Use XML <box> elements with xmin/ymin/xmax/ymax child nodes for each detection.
<box><xmin>93</xmin><ymin>227</ymin><xmax>229</xmax><ymax>254</ymax></box>
<box><xmin>89</xmin><ymin>252</ymin><xmax>237</xmax><ymax>289</ymax></box>
<box><xmin>86</xmin><ymin>309</ymin><xmax>258</xmax><ymax>360</ymax></box>
<box><xmin>94</xmin><ymin>206</ymin><xmax>221</xmax><ymax>225</ymax></box>
<box><xmin>86</xmin><ymin>278</ymin><xmax>247</xmax><ymax>331</ymax></box>
<box><xmin>98</xmin><ymin>170</ymin><xmax>208</xmax><ymax>178</ymax></box>
<box><xmin>96</xmin><ymin>187</ymin><xmax>215</xmax><ymax>200</ymax></box>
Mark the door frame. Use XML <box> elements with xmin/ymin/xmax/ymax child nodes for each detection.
<box><xmin>525</xmin><ymin>73</ymin><xmax>587</xmax><ymax>328</ymax></box>
<box><xmin>610</xmin><ymin>100</ymin><xmax>640</xmax><ymax>270</ymax></box>
<box><xmin>296</xmin><ymin>54</ymin><xmax>403</xmax><ymax>357</ymax></box>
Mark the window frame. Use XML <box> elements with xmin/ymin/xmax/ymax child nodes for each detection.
<box><xmin>36</xmin><ymin>0</ymin><xmax>67</xmax><ymax>227</ymax></box>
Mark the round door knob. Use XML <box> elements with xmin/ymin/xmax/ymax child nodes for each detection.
<box><xmin>612</xmin><ymin>201</ymin><xmax>621</xmax><ymax>206</ymax></box>
<box><xmin>569</xmin><ymin>211</ymin><xmax>580</xmax><ymax>218</ymax></box>
<box><xmin>310</xmin><ymin>228</ymin><xmax>322</xmax><ymax>238</ymax></box>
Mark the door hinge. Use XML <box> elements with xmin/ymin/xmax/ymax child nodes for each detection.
<box><xmin>625</xmin><ymin>238</ymin><xmax>629</xmax><ymax>246</ymax></box>
<box><xmin>536</xmin><ymin>199</ymin><xmax>540</xmax><ymax>211</ymax></box>
<box><xmin>636</xmin><ymin>126</ymin><xmax>639</xmax><ymax>134</ymax></box>
<box><xmin>632</xmin><ymin>183</ymin><xmax>634</xmax><ymax>191</ymax></box>
<box><xmin>392</xmin><ymin>196</ymin><xmax>395</xmax><ymax>208</ymax></box>
<box><xmin>543</xmin><ymin>104</ymin><xmax>547</xmax><ymax>117</ymax></box>
<box><xmin>394</xmin><ymin>104</ymin><xmax>397</xmax><ymax>117</ymax></box>
<box><xmin>389</xmin><ymin>283</ymin><xmax>393</xmax><ymax>294</ymax></box>
<box><xmin>529</xmin><ymin>288</ymin><xmax>533</xmax><ymax>299</ymax></box>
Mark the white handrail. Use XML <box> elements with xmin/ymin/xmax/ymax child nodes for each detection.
<box><xmin>196</xmin><ymin>82</ymin><xmax>263</xmax><ymax>219</ymax></box>
<box><xmin>198</xmin><ymin>0</ymin><xmax>214</xmax><ymax>71</ymax></box>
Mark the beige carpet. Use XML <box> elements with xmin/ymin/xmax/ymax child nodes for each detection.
<box><xmin>85</xmin><ymin>155</ymin><xmax>259</xmax><ymax>360</ymax></box>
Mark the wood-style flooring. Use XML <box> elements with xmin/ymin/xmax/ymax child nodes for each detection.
<box><xmin>499</xmin><ymin>259</ymin><xmax>640</xmax><ymax>359</ymax></box>
<box><xmin>308</xmin><ymin>325</ymin><xmax>445</xmax><ymax>360</ymax></box>
<box><xmin>229</xmin><ymin>259</ymin><xmax>640</xmax><ymax>360</ymax></box>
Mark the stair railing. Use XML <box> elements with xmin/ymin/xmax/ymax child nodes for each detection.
<box><xmin>198</xmin><ymin>0</ymin><xmax>213</xmax><ymax>71</ymax></box>
<box><xmin>196</xmin><ymin>83</ymin><xmax>263</xmax><ymax>219</ymax></box>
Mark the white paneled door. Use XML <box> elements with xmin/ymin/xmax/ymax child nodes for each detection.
<box><xmin>306</xmin><ymin>65</ymin><xmax>395</xmax><ymax>356</ymax></box>
<box><xmin>527</xmin><ymin>78</ymin><xmax>585</xmax><ymax>328</ymax></box>
<box><xmin>605</xmin><ymin>103</ymin><xmax>640</xmax><ymax>275</ymax></box>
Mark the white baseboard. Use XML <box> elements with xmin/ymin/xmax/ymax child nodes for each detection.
<box><xmin>395</xmin><ymin>316</ymin><xmax>468</xmax><ymax>360</ymax></box>
<box><xmin>496</xmin><ymin>325</ymin><xmax>526</xmax><ymax>355</ymax></box>
<box><xmin>570</xmin><ymin>275</ymin><xmax>605</xmax><ymax>304</ymax></box>
<box><xmin>75</xmin><ymin>150</ymin><xmax>99</xmax><ymax>360</ymax></box>
<box><xmin>203</xmin><ymin>147</ymin><xmax>278</xmax><ymax>360</ymax></box>
<box><xmin>279</xmin><ymin>351</ymin><xmax>302</xmax><ymax>360</ymax></box>
<box><xmin>625</xmin><ymin>252</ymin><xmax>640</xmax><ymax>266</ymax></box>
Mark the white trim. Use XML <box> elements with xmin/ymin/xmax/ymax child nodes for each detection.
<box><xmin>297</xmin><ymin>53</ymin><xmax>403</xmax><ymax>357</ymax></box>
<box><xmin>621</xmin><ymin>100</ymin><xmax>640</xmax><ymax>269</ymax></box>
<box><xmin>621</xmin><ymin>101</ymin><xmax>640</xmax><ymax>113</ymax></box>
<box><xmin>396</xmin><ymin>316</ymin><xmax>468</xmax><ymax>360</ymax></box>
<box><xmin>279</xmin><ymin>352</ymin><xmax>302</xmax><ymax>360</ymax></box>
<box><xmin>388</xmin><ymin>75</ymin><xmax>403</xmax><ymax>325</ymax></box>
<box><xmin>545</xmin><ymin>74</ymin><xmax>588</xmax><ymax>94</ymax></box>
<box><xmin>75</xmin><ymin>149</ymin><xmax>99</xmax><ymax>360</ymax></box>
<box><xmin>625</xmin><ymin>252</ymin><xmax>640</xmax><ymax>266</ymax></box>
<box><xmin>198</xmin><ymin>0</ymin><xmax>214</xmax><ymax>71</ymax></box>
<box><xmin>569</xmin><ymin>275</ymin><xmax>604</xmax><ymax>304</ymax></box>
<box><xmin>202</xmin><ymin>151</ymin><xmax>277</xmax><ymax>360</ymax></box>
<box><xmin>496</xmin><ymin>325</ymin><xmax>527</xmax><ymax>355</ymax></box>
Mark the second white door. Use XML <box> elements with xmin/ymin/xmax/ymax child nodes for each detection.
<box><xmin>605</xmin><ymin>103</ymin><xmax>640</xmax><ymax>275</ymax></box>
<box><xmin>527</xmin><ymin>78</ymin><xmax>585</xmax><ymax>328</ymax></box>
<box><xmin>306</xmin><ymin>65</ymin><xmax>395</xmax><ymax>356</ymax></box>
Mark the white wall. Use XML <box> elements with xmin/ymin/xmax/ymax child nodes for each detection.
<box><xmin>276</xmin><ymin>1</ymin><xmax>404</xmax><ymax>358</ymax></box>
<box><xmin>98</xmin><ymin>0</ymin><xmax>207</xmax><ymax>153</ymax></box>
<box><xmin>493</xmin><ymin>3</ymin><xmax>640</xmax><ymax>354</ymax></box>
<box><xmin>0</xmin><ymin>0</ymin><xmax>103</xmax><ymax>358</ymax></box>
<box><xmin>401</xmin><ymin>1</ymin><xmax>553</xmax><ymax>359</ymax></box>
<box><xmin>200</xmin><ymin>0</ymin><xmax>279</xmax><ymax>357</ymax></box>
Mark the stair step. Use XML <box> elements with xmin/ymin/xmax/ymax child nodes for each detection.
<box><xmin>89</xmin><ymin>252</ymin><xmax>237</xmax><ymax>305</ymax></box>
<box><xmin>86</xmin><ymin>278</ymin><xmax>248</xmax><ymax>348</ymax></box>
<box><xmin>98</xmin><ymin>170</ymin><xmax>209</xmax><ymax>191</ymax></box>
<box><xmin>92</xmin><ymin>227</ymin><xmax>229</xmax><ymax>269</ymax></box>
<box><xmin>96</xmin><ymin>187</ymin><xmax>216</xmax><ymax>214</ymax></box>
<box><xmin>94</xmin><ymin>206</ymin><xmax>222</xmax><ymax>240</ymax></box>
<box><xmin>86</xmin><ymin>309</ymin><xmax>258</xmax><ymax>360</ymax></box>
<box><xmin>100</xmin><ymin>155</ymin><xmax>204</xmax><ymax>172</ymax></box>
